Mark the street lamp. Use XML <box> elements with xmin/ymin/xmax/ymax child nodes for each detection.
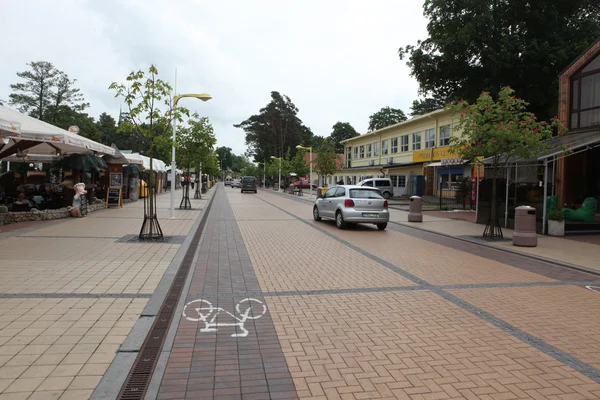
<box><xmin>296</xmin><ymin>145</ymin><xmax>313</xmax><ymax>198</ymax></box>
<box><xmin>271</xmin><ymin>156</ymin><xmax>282</xmax><ymax>192</ymax></box>
<box><xmin>170</xmin><ymin>90</ymin><xmax>212</xmax><ymax>219</ymax></box>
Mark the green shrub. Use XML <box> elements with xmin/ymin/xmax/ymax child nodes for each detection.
<box><xmin>0</xmin><ymin>206</ymin><xmax>7</xmax><ymax>213</ymax></box>
<box><xmin>548</xmin><ymin>209</ymin><xmax>564</xmax><ymax>221</ymax></box>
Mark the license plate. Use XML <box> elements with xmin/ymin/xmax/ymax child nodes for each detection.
<box><xmin>362</xmin><ymin>213</ymin><xmax>378</xmax><ymax>217</ymax></box>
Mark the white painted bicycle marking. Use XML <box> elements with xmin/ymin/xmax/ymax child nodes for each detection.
<box><xmin>182</xmin><ymin>298</ymin><xmax>266</xmax><ymax>337</ymax></box>
<box><xmin>586</xmin><ymin>286</ymin><xmax>600</xmax><ymax>293</ymax></box>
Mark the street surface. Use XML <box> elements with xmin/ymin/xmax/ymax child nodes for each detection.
<box><xmin>150</xmin><ymin>185</ymin><xmax>600</xmax><ymax>400</ymax></box>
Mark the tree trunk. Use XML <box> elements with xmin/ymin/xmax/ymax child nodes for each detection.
<box><xmin>483</xmin><ymin>166</ymin><xmax>503</xmax><ymax>240</ymax></box>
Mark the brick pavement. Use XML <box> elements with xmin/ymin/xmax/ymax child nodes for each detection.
<box><xmin>0</xmin><ymin>188</ymin><xmax>210</xmax><ymax>400</ymax></box>
<box><xmin>150</xmin><ymin>186</ymin><xmax>600</xmax><ymax>399</ymax></box>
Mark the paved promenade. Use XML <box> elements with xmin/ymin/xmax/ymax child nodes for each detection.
<box><xmin>148</xmin><ymin>186</ymin><xmax>600</xmax><ymax>399</ymax></box>
<box><xmin>0</xmin><ymin>188</ymin><xmax>210</xmax><ymax>400</ymax></box>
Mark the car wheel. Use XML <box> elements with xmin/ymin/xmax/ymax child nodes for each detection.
<box><xmin>313</xmin><ymin>206</ymin><xmax>321</xmax><ymax>221</ymax></box>
<box><xmin>335</xmin><ymin>211</ymin><xmax>347</xmax><ymax>229</ymax></box>
<box><xmin>377</xmin><ymin>223</ymin><xmax>388</xmax><ymax>231</ymax></box>
<box><xmin>383</xmin><ymin>191</ymin><xmax>391</xmax><ymax>199</ymax></box>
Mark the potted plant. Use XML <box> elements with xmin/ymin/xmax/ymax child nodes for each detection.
<box><xmin>547</xmin><ymin>209</ymin><xmax>565</xmax><ymax>236</ymax></box>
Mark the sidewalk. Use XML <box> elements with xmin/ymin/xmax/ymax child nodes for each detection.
<box><xmin>389</xmin><ymin>209</ymin><xmax>600</xmax><ymax>274</ymax></box>
<box><xmin>0</xmin><ymin>188</ymin><xmax>211</xmax><ymax>399</ymax></box>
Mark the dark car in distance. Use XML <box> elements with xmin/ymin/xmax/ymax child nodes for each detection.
<box><xmin>241</xmin><ymin>176</ymin><xmax>257</xmax><ymax>193</ymax></box>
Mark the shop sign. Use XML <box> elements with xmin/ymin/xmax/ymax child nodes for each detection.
<box><xmin>441</xmin><ymin>157</ymin><xmax>464</xmax><ymax>166</ymax></box>
<box><xmin>412</xmin><ymin>147</ymin><xmax>457</xmax><ymax>162</ymax></box>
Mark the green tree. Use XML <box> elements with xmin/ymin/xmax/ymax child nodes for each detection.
<box><xmin>109</xmin><ymin>64</ymin><xmax>184</xmax><ymax>240</ymax></box>
<box><xmin>9</xmin><ymin>61</ymin><xmax>88</xmax><ymax>121</ymax></box>
<box><xmin>234</xmin><ymin>91</ymin><xmax>313</xmax><ymax>163</ymax></box>
<box><xmin>314</xmin><ymin>141</ymin><xmax>338</xmax><ymax>187</ymax></box>
<box><xmin>291</xmin><ymin>149</ymin><xmax>309</xmax><ymax>177</ymax></box>
<box><xmin>410</xmin><ymin>97</ymin><xmax>446</xmax><ymax>116</ymax></box>
<box><xmin>311</xmin><ymin>135</ymin><xmax>326</xmax><ymax>150</ymax></box>
<box><xmin>215</xmin><ymin>147</ymin><xmax>233</xmax><ymax>171</ymax></box>
<box><xmin>368</xmin><ymin>107</ymin><xmax>407</xmax><ymax>131</ymax></box>
<box><xmin>328</xmin><ymin>122</ymin><xmax>358</xmax><ymax>153</ymax></box>
<box><xmin>400</xmin><ymin>0</ymin><xmax>600</xmax><ymax>120</ymax></box>
<box><xmin>450</xmin><ymin>87</ymin><xmax>563</xmax><ymax>239</ymax></box>
<box><xmin>96</xmin><ymin>113</ymin><xmax>118</xmax><ymax>146</ymax></box>
<box><xmin>177</xmin><ymin>113</ymin><xmax>216</xmax><ymax>177</ymax></box>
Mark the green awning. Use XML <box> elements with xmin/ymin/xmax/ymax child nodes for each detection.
<box><xmin>53</xmin><ymin>154</ymin><xmax>108</xmax><ymax>172</ymax></box>
<box><xmin>123</xmin><ymin>164</ymin><xmax>142</xmax><ymax>176</ymax></box>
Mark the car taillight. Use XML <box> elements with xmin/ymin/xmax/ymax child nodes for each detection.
<box><xmin>383</xmin><ymin>200</ymin><xmax>388</xmax><ymax>208</ymax></box>
<box><xmin>344</xmin><ymin>199</ymin><xmax>355</xmax><ymax>208</ymax></box>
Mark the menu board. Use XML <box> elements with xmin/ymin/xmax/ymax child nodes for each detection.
<box><xmin>106</xmin><ymin>187</ymin><xmax>122</xmax><ymax>207</ymax></box>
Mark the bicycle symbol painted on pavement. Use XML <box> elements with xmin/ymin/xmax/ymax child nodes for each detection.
<box><xmin>182</xmin><ymin>298</ymin><xmax>267</xmax><ymax>337</ymax></box>
<box><xmin>586</xmin><ymin>286</ymin><xmax>600</xmax><ymax>293</ymax></box>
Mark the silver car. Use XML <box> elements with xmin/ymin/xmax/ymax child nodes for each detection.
<box><xmin>313</xmin><ymin>185</ymin><xmax>389</xmax><ymax>230</ymax></box>
<box><xmin>231</xmin><ymin>179</ymin><xmax>241</xmax><ymax>188</ymax></box>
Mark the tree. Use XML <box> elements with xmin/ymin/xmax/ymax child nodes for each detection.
<box><xmin>328</xmin><ymin>122</ymin><xmax>358</xmax><ymax>153</ymax></box>
<box><xmin>96</xmin><ymin>113</ymin><xmax>118</xmax><ymax>146</ymax></box>
<box><xmin>314</xmin><ymin>141</ymin><xmax>338</xmax><ymax>187</ymax></box>
<box><xmin>235</xmin><ymin>91</ymin><xmax>313</xmax><ymax>163</ymax></box>
<box><xmin>368</xmin><ymin>107</ymin><xmax>407</xmax><ymax>131</ymax></box>
<box><xmin>177</xmin><ymin>113</ymin><xmax>216</xmax><ymax>173</ymax></box>
<box><xmin>215</xmin><ymin>147</ymin><xmax>233</xmax><ymax>171</ymax></box>
<box><xmin>410</xmin><ymin>97</ymin><xmax>446</xmax><ymax>116</ymax></box>
<box><xmin>400</xmin><ymin>0</ymin><xmax>600</xmax><ymax>120</ymax></box>
<box><xmin>291</xmin><ymin>149</ymin><xmax>309</xmax><ymax>177</ymax></box>
<box><xmin>9</xmin><ymin>61</ymin><xmax>89</xmax><ymax>121</ymax></box>
<box><xmin>311</xmin><ymin>135</ymin><xmax>326</xmax><ymax>150</ymax></box>
<box><xmin>450</xmin><ymin>87</ymin><xmax>563</xmax><ymax>239</ymax></box>
<box><xmin>109</xmin><ymin>65</ymin><xmax>184</xmax><ymax>240</ymax></box>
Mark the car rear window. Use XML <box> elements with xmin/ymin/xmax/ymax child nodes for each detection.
<box><xmin>349</xmin><ymin>189</ymin><xmax>383</xmax><ymax>199</ymax></box>
<box><xmin>242</xmin><ymin>177</ymin><xmax>255</xmax><ymax>184</ymax></box>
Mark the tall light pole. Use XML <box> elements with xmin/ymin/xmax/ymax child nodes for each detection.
<box><xmin>271</xmin><ymin>156</ymin><xmax>282</xmax><ymax>192</ymax></box>
<box><xmin>170</xmin><ymin>76</ymin><xmax>212</xmax><ymax>219</ymax></box>
<box><xmin>296</xmin><ymin>145</ymin><xmax>313</xmax><ymax>198</ymax></box>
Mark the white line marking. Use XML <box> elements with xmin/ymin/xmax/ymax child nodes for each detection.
<box><xmin>182</xmin><ymin>298</ymin><xmax>266</xmax><ymax>337</ymax></box>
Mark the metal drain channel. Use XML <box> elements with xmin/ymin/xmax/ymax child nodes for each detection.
<box><xmin>117</xmin><ymin>191</ymin><xmax>217</xmax><ymax>400</ymax></box>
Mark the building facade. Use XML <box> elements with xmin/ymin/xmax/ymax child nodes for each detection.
<box><xmin>338</xmin><ymin>109</ymin><xmax>468</xmax><ymax>196</ymax></box>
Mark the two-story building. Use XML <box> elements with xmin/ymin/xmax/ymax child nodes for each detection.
<box><xmin>338</xmin><ymin>109</ymin><xmax>468</xmax><ymax>197</ymax></box>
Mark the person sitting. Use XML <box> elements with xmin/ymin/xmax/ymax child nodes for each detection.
<box><xmin>13</xmin><ymin>193</ymin><xmax>32</xmax><ymax>211</ymax></box>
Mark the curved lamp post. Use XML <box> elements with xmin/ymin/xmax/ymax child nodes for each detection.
<box><xmin>171</xmin><ymin>92</ymin><xmax>212</xmax><ymax>219</ymax></box>
<box><xmin>296</xmin><ymin>145</ymin><xmax>313</xmax><ymax>198</ymax></box>
<box><xmin>271</xmin><ymin>156</ymin><xmax>282</xmax><ymax>192</ymax></box>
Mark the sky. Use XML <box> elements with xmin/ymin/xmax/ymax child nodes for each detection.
<box><xmin>1</xmin><ymin>0</ymin><xmax>429</xmax><ymax>158</ymax></box>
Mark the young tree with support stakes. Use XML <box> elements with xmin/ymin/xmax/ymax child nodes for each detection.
<box><xmin>449</xmin><ymin>87</ymin><xmax>563</xmax><ymax>240</ymax></box>
<box><xmin>109</xmin><ymin>65</ymin><xmax>188</xmax><ymax>240</ymax></box>
<box><xmin>314</xmin><ymin>141</ymin><xmax>338</xmax><ymax>188</ymax></box>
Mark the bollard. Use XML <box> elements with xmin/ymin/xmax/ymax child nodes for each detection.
<box><xmin>408</xmin><ymin>196</ymin><xmax>423</xmax><ymax>222</ymax></box>
<box><xmin>512</xmin><ymin>206</ymin><xmax>537</xmax><ymax>247</ymax></box>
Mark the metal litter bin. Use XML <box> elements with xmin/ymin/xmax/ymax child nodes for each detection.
<box><xmin>512</xmin><ymin>206</ymin><xmax>537</xmax><ymax>247</ymax></box>
<box><xmin>408</xmin><ymin>196</ymin><xmax>423</xmax><ymax>222</ymax></box>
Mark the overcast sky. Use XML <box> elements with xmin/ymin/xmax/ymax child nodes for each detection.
<box><xmin>1</xmin><ymin>0</ymin><xmax>428</xmax><ymax>157</ymax></box>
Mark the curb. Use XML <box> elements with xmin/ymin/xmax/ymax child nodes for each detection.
<box><xmin>90</xmin><ymin>187</ymin><xmax>218</xmax><ymax>400</ymax></box>
<box><xmin>390</xmin><ymin>220</ymin><xmax>600</xmax><ymax>278</ymax></box>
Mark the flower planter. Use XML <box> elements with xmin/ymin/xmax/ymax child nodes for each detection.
<box><xmin>548</xmin><ymin>219</ymin><xmax>565</xmax><ymax>236</ymax></box>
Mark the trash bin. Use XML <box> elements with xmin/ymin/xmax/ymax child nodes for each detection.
<box><xmin>513</xmin><ymin>206</ymin><xmax>537</xmax><ymax>247</ymax></box>
<box><xmin>408</xmin><ymin>196</ymin><xmax>423</xmax><ymax>222</ymax></box>
<box><xmin>317</xmin><ymin>187</ymin><xmax>328</xmax><ymax>198</ymax></box>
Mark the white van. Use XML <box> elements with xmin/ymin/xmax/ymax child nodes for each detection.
<box><xmin>357</xmin><ymin>178</ymin><xmax>394</xmax><ymax>199</ymax></box>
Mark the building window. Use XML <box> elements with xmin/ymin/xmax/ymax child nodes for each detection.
<box><xmin>360</xmin><ymin>145</ymin><xmax>365</xmax><ymax>158</ymax></box>
<box><xmin>382</xmin><ymin>140</ymin><xmax>389</xmax><ymax>155</ymax></box>
<box><xmin>439</xmin><ymin>125</ymin><xmax>451</xmax><ymax>146</ymax></box>
<box><xmin>354</xmin><ymin>146</ymin><xmax>359</xmax><ymax>159</ymax></box>
<box><xmin>570</xmin><ymin>53</ymin><xmax>600</xmax><ymax>129</ymax></box>
<box><xmin>401</xmin><ymin>135</ymin><xmax>409</xmax><ymax>152</ymax></box>
<box><xmin>425</xmin><ymin>129</ymin><xmax>435</xmax><ymax>148</ymax></box>
<box><xmin>391</xmin><ymin>138</ymin><xmax>398</xmax><ymax>153</ymax></box>
<box><xmin>412</xmin><ymin>132</ymin><xmax>421</xmax><ymax>151</ymax></box>
<box><xmin>398</xmin><ymin>175</ymin><xmax>406</xmax><ymax>187</ymax></box>
<box><xmin>373</xmin><ymin>142</ymin><xmax>379</xmax><ymax>157</ymax></box>
<box><xmin>366</xmin><ymin>144</ymin><xmax>372</xmax><ymax>158</ymax></box>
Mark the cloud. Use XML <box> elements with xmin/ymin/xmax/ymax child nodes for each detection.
<box><xmin>1</xmin><ymin>0</ymin><xmax>428</xmax><ymax>159</ymax></box>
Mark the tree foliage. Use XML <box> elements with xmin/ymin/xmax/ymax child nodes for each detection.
<box><xmin>291</xmin><ymin>149</ymin><xmax>309</xmax><ymax>177</ymax></box>
<box><xmin>328</xmin><ymin>122</ymin><xmax>358</xmax><ymax>153</ymax></box>
<box><xmin>9</xmin><ymin>61</ymin><xmax>88</xmax><ymax>121</ymax></box>
<box><xmin>177</xmin><ymin>113</ymin><xmax>216</xmax><ymax>173</ymax></box>
<box><xmin>368</xmin><ymin>107</ymin><xmax>407</xmax><ymax>131</ymax></box>
<box><xmin>400</xmin><ymin>0</ymin><xmax>600</xmax><ymax>120</ymax></box>
<box><xmin>410</xmin><ymin>97</ymin><xmax>446</xmax><ymax>116</ymax></box>
<box><xmin>234</xmin><ymin>91</ymin><xmax>313</xmax><ymax>163</ymax></box>
<box><xmin>314</xmin><ymin>140</ymin><xmax>338</xmax><ymax>185</ymax></box>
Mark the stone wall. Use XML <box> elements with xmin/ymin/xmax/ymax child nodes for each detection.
<box><xmin>0</xmin><ymin>202</ymin><xmax>106</xmax><ymax>226</ymax></box>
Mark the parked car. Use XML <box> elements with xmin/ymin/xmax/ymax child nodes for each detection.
<box><xmin>357</xmin><ymin>178</ymin><xmax>393</xmax><ymax>199</ymax></box>
<box><xmin>291</xmin><ymin>180</ymin><xmax>317</xmax><ymax>189</ymax></box>
<box><xmin>313</xmin><ymin>185</ymin><xmax>389</xmax><ymax>230</ymax></box>
<box><xmin>231</xmin><ymin>179</ymin><xmax>241</xmax><ymax>188</ymax></box>
<box><xmin>241</xmin><ymin>176</ymin><xmax>257</xmax><ymax>193</ymax></box>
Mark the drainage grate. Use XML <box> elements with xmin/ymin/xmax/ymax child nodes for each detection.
<box><xmin>115</xmin><ymin>235</ymin><xmax>187</xmax><ymax>244</ymax></box>
<box><xmin>117</xmin><ymin>191</ymin><xmax>216</xmax><ymax>400</ymax></box>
